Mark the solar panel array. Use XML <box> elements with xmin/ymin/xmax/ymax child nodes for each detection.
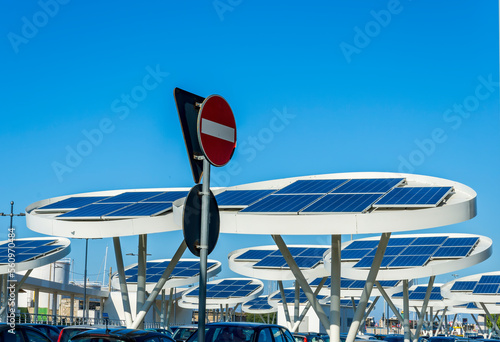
<box><xmin>451</xmin><ymin>275</ymin><xmax>500</xmax><ymax>295</ymax></box>
<box><xmin>309</xmin><ymin>277</ymin><xmax>400</xmax><ymax>289</ymax></box>
<box><xmin>227</xmin><ymin>178</ymin><xmax>452</xmax><ymax>214</ymax></box>
<box><xmin>235</xmin><ymin>247</ymin><xmax>329</xmax><ymax>270</ymax></box>
<box><xmin>392</xmin><ymin>286</ymin><xmax>443</xmax><ymax>301</ymax></box>
<box><xmin>124</xmin><ymin>260</ymin><xmax>217</xmax><ymax>283</ymax></box>
<box><xmin>0</xmin><ymin>239</ymin><xmax>64</xmax><ymax>264</ymax></box>
<box><xmin>269</xmin><ymin>288</ymin><xmax>328</xmax><ymax>304</ymax></box>
<box><xmin>243</xmin><ymin>296</ymin><xmax>274</xmax><ymax>311</ymax></box>
<box><xmin>36</xmin><ymin>191</ymin><xmax>189</xmax><ymax>220</ymax></box>
<box><xmin>342</xmin><ymin>236</ymin><xmax>479</xmax><ymax>269</ymax></box>
<box><xmin>185</xmin><ymin>279</ymin><xmax>261</xmax><ymax>299</ymax></box>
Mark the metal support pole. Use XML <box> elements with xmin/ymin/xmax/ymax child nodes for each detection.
<box><xmin>137</xmin><ymin>234</ymin><xmax>147</xmax><ymax>329</ymax></box>
<box><xmin>113</xmin><ymin>237</ymin><xmax>133</xmax><ymax>327</ymax></box>
<box><xmin>375</xmin><ymin>281</ymin><xmax>405</xmax><ymax>325</ymax></box>
<box><xmin>52</xmin><ymin>291</ymin><xmax>58</xmax><ymax>324</ymax></box>
<box><xmin>291</xmin><ymin>277</ymin><xmax>327</xmax><ymax>332</ymax></box>
<box><xmin>294</xmin><ymin>281</ymin><xmax>300</xmax><ymax>326</ymax></box>
<box><xmin>451</xmin><ymin>314</ymin><xmax>457</xmax><ymax>335</ymax></box>
<box><xmin>360</xmin><ymin>297</ymin><xmax>380</xmax><ymax>335</ymax></box>
<box><xmin>413</xmin><ymin>275</ymin><xmax>435</xmax><ymax>339</ymax></box>
<box><xmin>471</xmin><ymin>314</ymin><xmax>484</xmax><ymax>334</ymax></box>
<box><xmin>430</xmin><ymin>307</ymin><xmax>434</xmax><ymax>337</ymax></box>
<box><xmin>479</xmin><ymin>303</ymin><xmax>500</xmax><ymax>336</ymax></box>
<box><xmin>351</xmin><ymin>297</ymin><xmax>357</xmax><ymax>313</ymax></box>
<box><xmin>273</xmin><ymin>234</ymin><xmax>331</xmax><ymax>334</ymax></box>
<box><xmin>346</xmin><ymin>233</ymin><xmax>391</xmax><ymax>342</ymax></box>
<box><xmin>34</xmin><ymin>289</ymin><xmax>39</xmax><ymax>323</ymax></box>
<box><xmin>403</xmin><ymin>280</ymin><xmax>410</xmax><ymax>342</ymax></box>
<box><xmin>198</xmin><ymin>158</ymin><xmax>211</xmax><ymax>342</ymax></box>
<box><xmin>436</xmin><ymin>307</ymin><xmax>448</xmax><ymax>335</ymax></box>
<box><xmin>83</xmin><ymin>238</ymin><xmax>88</xmax><ymax>323</ymax></box>
<box><xmin>278</xmin><ymin>280</ymin><xmax>293</xmax><ymax>330</ymax></box>
<box><xmin>131</xmin><ymin>241</ymin><xmax>186</xmax><ymax>329</ymax></box>
<box><xmin>70</xmin><ymin>294</ymin><xmax>75</xmax><ymax>324</ymax></box>
<box><xmin>331</xmin><ymin>234</ymin><xmax>341</xmax><ymax>342</ymax></box>
<box><xmin>167</xmin><ymin>288</ymin><xmax>174</xmax><ymax>327</ymax></box>
<box><xmin>161</xmin><ymin>289</ymin><xmax>165</xmax><ymax>327</ymax></box>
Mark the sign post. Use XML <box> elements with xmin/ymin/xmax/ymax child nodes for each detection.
<box><xmin>175</xmin><ymin>90</ymin><xmax>236</xmax><ymax>342</ymax></box>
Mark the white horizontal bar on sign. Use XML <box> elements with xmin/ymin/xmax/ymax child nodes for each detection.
<box><xmin>201</xmin><ymin>118</ymin><xmax>235</xmax><ymax>143</ymax></box>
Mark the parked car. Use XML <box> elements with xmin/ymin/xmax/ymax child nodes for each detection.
<box><xmin>293</xmin><ymin>332</ymin><xmax>326</xmax><ymax>342</ymax></box>
<box><xmin>23</xmin><ymin>324</ymin><xmax>61</xmax><ymax>342</ymax></box>
<box><xmin>186</xmin><ymin>322</ymin><xmax>295</xmax><ymax>342</ymax></box>
<box><xmin>428</xmin><ymin>337</ymin><xmax>459</xmax><ymax>342</ymax></box>
<box><xmin>172</xmin><ymin>325</ymin><xmax>198</xmax><ymax>342</ymax></box>
<box><xmin>70</xmin><ymin>328</ymin><xmax>174</xmax><ymax>342</ymax></box>
<box><xmin>0</xmin><ymin>323</ymin><xmax>52</xmax><ymax>342</ymax></box>
<box><xmin>383</xmin><ymin>335</ymin><xmax>404</xmax><ymax>342</ymax></box>
<box><xmin>146</xmin><ymin>328</ymin><xmax>174</xmax><ymax>338</ymax></box>
<box><xmin>57</xmin><ymin>325</ymin><xmax>108</xmax><ymax>342</ymax></box>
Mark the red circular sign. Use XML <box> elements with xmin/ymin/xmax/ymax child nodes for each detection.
<box><xmin>197</xmin><ymin>95</ymin><xmax>236</xmax><ymax>167</ymax></box>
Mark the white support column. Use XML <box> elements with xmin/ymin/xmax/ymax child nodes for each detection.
<box><xmin>413</xmin><ymin>276</ymin><xmax>435</xmax><ymax>340</ymax></box>
<box><xmin>351</xmin><ymin>297</ymin><xmax>357</xmax><ymax>313</ymax></box>
<box><xmin>346</xmin><ymin>233</ymin><xmax>391</xmax><ymax>342</ymax></box>
<box><xmin>161</xmin><ymin>289</ymin><xmax>165</xmax><ymax>328</ymax></box>
<box><xmin>436</xmin><ymin>307</ymin><xmax>448</xmax><ymax>335</ymax></box>
<box><xmin>451</xmin><ymin>314</ymin><xmax>457</xmax><ymax>335</ymax></box>
<box><xmin>166</xmin><ymin>288</ymin><xmax>174</xmax><ymax>327</ymax></box>
<box><xmin>2</xmin><ymin>275</ymin><xmax>7</xmax><ymax>322</ymax></box>
<box><xmin>137</xmin><ymin>234</ymin><xmax>147</xmax><ymax>329</ymax></box>
<box><xmin>100</xmin><ymin>298</ymin><xmax>105</xmax><ymax>319</ymax></box>
<box><xmin>360</xmin><ymin>297</ymin><xmax>380</xmax><ymax>335</ymax></box>
<box><xmin>34</xmin><ymin>288</ymin><xmax>40</xmax><ymax>323</ymax></box>
<box><xmin>375</xmin><ymin>281</ymin><xmax>405</xmax><ymax>325</ymax></box>
<box><xmin>294</xmin><ymin>281</ymin><xmax>300</xmax><ymax>327</ymax></box>
<box><xmin>330</xmin><ymin>235</ymin><xmax>341</xmax><ymax>342</ymax></box>
<box><xmin>278</xmin><ymin>280</ymin><xmax>292</xmax><ymax>330</ymax></box>
<box><xmin>130</xmin><ymin>241</ymin><xmax>186</xmax><ymax>329</ymax></box>
<box><xmin>52</xmin><ymin>291</ymin><xmax>58</xmax><ymax>325</ymax></box>
<box><xmin>403</xmin><ymin>280</ymin><xmax>410</xmax><ymax>342</ymax></box>
<box><xmin>70</xmin><ymin>294</ymin><xmax>75</xmax><ymax>324</ymax></box>
<box><xmin>113</xmin><ymin>237</ymin><xmax>133</xmax><ymax>327</ymax></box>
<box><xmin>470</xmin><ymin>314</ymin><xmax>483</xmax><ymax>334</ymax></box>
<box><xmin>291</xmin><ymin>277</ymin><xmax>327</xmax><ymax>332</ymax></box>
<box><xmin>273</xmin><ymin>234</ymin><xmax>331</xmax><ymax>334</ymax></box>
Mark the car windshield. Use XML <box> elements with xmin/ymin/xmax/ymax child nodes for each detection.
<box><xmin>189</xmin><ymin>327</ymin><xmax>255</xmax><ymax>342</ymax></box>
<box><xmin>173</xmin><ymin>328</ymin><xmax>197</xmax><ymax>340</ymax></box>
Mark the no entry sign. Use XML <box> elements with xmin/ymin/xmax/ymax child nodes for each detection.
<box><xmin>197</xmin><ymin>95</ymin><xmax>236</xmax><ymax>167</ymax></box>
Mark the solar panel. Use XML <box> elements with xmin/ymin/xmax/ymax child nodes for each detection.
<box><xmin>467</xmin><ymin>302</ymin><xmax>479</xmax><ymax>309</ymax></box>
<box><xmin>300</xmin><ymin>247</ymin><xmax>329</xmax><ymax>257</ymax></box>
<box><xmin>99</xmin><ymin>192</ymin><xmax>165</xmax><ymax>203</ymax></box>
<box><xmin>374</xmin><ymin>187</ymin><xmax>453</xmax><ymax>208</ymax></box>
<box><xmin>387</xmin><ymin>255</ymin><xmax>430</xmax><ymax>268</ymax></box>
<box><xmin>215</xmin><ymin>190</ymin><xmax>275</xmax><ymax>207</ymax></box>
<box><xmin>349</xmin><ymin>280</ymin><xmax>366</xmax><ymax>289</ymax></box>
<box><xmin>387</xmin><ymin>237</ymin><xmax>416</xmax><ymax>246</ymax></box>
<box><xmin>235</xmin><ymin>250</ymin><xmax>274</xmax><ymax>261</ymax></box>
<box><xmin>241</xmin><ymin>194</ymin><xmax>322</xmax><ymax>213</ymax></box>
<box><xmin>310</xmin><ymin>278</ymin><xmax>331</xmax><ymax>287</ymax></box>
<box><xmin>378</xmin><ymin>280</ymin><xmax>400</xmax><ymax>287</ymax></box>
<box><xmin>478</xmin><ymin>275</ymin><xmax>500</xmax><ymax>284</ymax></box>
<box><xmin>341</xmin><ymin>249</ymin><xmax>371</xmax><ymax>260</ymax></box>
<box><xmin>270</xmin><ymin>288</ymin><xmax>327</xmax><ymax>304</ymax></box>
<box><xmin>124</xmin><ymin>260</ymin><xmax>216</xmax><ymax>282</ymax></box>
<box><xmin>411</xmin><ymin>236</ymin><xmax>448</xmax><ymax>245</ymax></box>
<box><xmin>103</xmin><ymin>202</ymin><xmax>173</xmax><ymax>218</ymax></box>
<box><xmin>15</xmin><ymin>240</ymin><xmax>56</xmax><ymax>248</ymax></box>
<box><xmin>244</xmin><ymin>296</ymin><xmax>273</xmax><ymax>310</ymax></box>
<box><xmin>275</xmin><ymin>179</ymin><xmax>349</xmax><ymax>194</ymax></box>
<box><xmin>294</xmin><ymin>257</ymin><xmax>322</xmax><ymax>268</ymax></box>
<box><xmin>340</xmin><ymin>278</ymin><xmax>355</xmax><ymax>288</ymax></box>
<box><xmin>432</xmin><ymin>246</ymin><xmax>472</xmax><ymax>258</ymax></box>
<box><xmin>366</xmin><ymin>246</ymin><xmax>405</xmax><ymax>257</ymax></box>
<box><xmin>472</xmin><ymin>284</ymin><xmax>499</xmax><ymax>294</ymax></box>
<box><xmin>442</xmin><ymin>237</ymin><xmax>479</xmax><ymax>247</ymax></box>
<box><xmin>0</xmin><ymin>240</ymin><xmax>65</xmax><ymax>264</ymax></box>
<box><xmin>353</xmin><ymin>255</ymin><xmax>395</xmax><ymax>268</ymax></box>
<box><xmin>270</xmin><ymin>247</ymin><xmax>307</xmax><ymax>256</ymax></box>
<box><xmin>57</xmin><ymin>203</ymin><xmax>130</xmax><ymax>219</ymax></box>
<box><xmin>36</xmin><ymin>197</ymin><xmax>109</xmax><ymax>211</ymax></box>
<box><xmin>253</xmin><ymin>256</ymin><xmax>286</xmax><ymax>268</ymax></box>
<box><xmin>331</xmin><ymin>178</ymin><xmax>404</xmax><ymax>194</ymax></box>
<box><xmin>450</xmin><ymin>281</ymin><xmax>477</xmax><ymax>292</ymax></box>
<box><xmin>400</xmin><ymin>245</ymin><xmax>438</xmax><ymax>256</ymax></box>
<box><xmin>301</xmin><ymin>193</ymin><xmax>382</xmax><ymax>213</ymax></box>
<box><xmin>344</xmin><ymin>240</ymin><xmax>380</xmax><ymax>250</ymax></box>
<box><xmin>141</xmin><ymin>191</ymin><xmax>189</xmax><ymax>202</ymax></box>
<box><xmin>197</xmin><ymin>280</ymin><xmax>260</xmax><ymax>299</ymax></box>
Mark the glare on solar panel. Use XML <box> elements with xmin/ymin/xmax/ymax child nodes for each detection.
<box><xmin>57</xmin><ymin>203</ymin><xmax>130</xmax><ymax>219</ymax></box>
<box><xmin>235</xmin><ymin>249</ymin><xmax>274</xmax><ymax>261</ymax></box>
<box><xmin>330</xmin><ymin>178</ymin><xmax>404</xmax><ymax>194</ymax></box>
<box><xmin>373</xmin><ymin>187</ymin><xmax>452</xmax><ymax>208</ymax></box>
<box><xmin>432</xmin><ymin>246</ymin><xmax>472</xmax><ymax>258</ymax></box>
<box><xmin>275</xmin><ymin>179</ymin><xmax>349</xmax><ymax>194</ymax></box>
<box><xmin>442</xmin><ymin>237</ymin><xmax>479</xmax><ymax>247</ymax></box>
<box><xmin>215</xmin><ymin>190</ymin><xmax>275</xmax><ymax>207</ymax></box>
<box><xmin>36</xmin><ymin>197</ymin><xmax>109</xmax><ymax>211</ymax></box>
<box><xmin>387</xmin><ymin>255</ymin><xmax>430</xmax><ymax>268</ymax></box>
<box><xmin>103</xmin><ymin>202</ymin><xmax>173</xmax><ymax>218</ymax></box>
<box><xmin>241</xmin><ymin>194</ymin><xmax>322</xmax><ymax>213</ymax></box>
<box><xmin>142</xmin><ymin>191</ymin><xmax>189</xmax><ymax>202</ymax></box>
<box><xmin>450</xmin><ymin>281</ymin><xmax>477</xmax><ymax>292</ymax></box>
<box><xmin>99</xmin><ymin>192</ymin><xmax>165</xmax><ymax>203</ymax></box>
<box><xmin>16</xmin><ymin>240</ymin><xmax>56</xmax><ymax>248</ymax></box>
<box><xmin>301</xmin><ymin>193</ymin><xmax>382</xmax><ymax>213</ymax></box>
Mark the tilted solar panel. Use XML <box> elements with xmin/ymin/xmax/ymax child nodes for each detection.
<box><xmin>331</xmin><ymin>178</ymin><xmax>404</xmax><ymax>194</ymax></box>
<box><xmin>235</xmin><ymin>249</ymin><xmax>274</xmax><ymax>261</ymax></box>
<box><xmin>275</xmin><ymin>179</ymin><xmax>349</xmax><ymax>194</ymax></box>
<box><xmin>103</xmin><ymin>202</ymin><xmax>173</xmax><ymax>218</ymax></box>
<box><xmin>301</xmin><ymin>193</ymin><xmax>382</xmax><ymax>213</ymax></box>
<box><xmin>142</xmin><ymin>191</ymin><xmax>189</xmax><ymax>202</ymax></box>
<box><xmin>374</xmin><ymin>187</ymin><xmax>452</xmax><ymax>207</ymax></box>
<box><xmin>99</xmin><ymin>192</ymin><xmax>165</xmax><ymax>203</ymax></box>
<box><xmin>450</xmin><ymin>281</ymin><xmax>477</xmax><ymax>292</ymax></box>
<box><xmin>215</xmin><ymin>190</ymin><xmax>275</xmax><ymax>207</ymax></box>
<box><xmin>432</xmin><ymin>246</ymin><xmax>472</xmax><ymax>258</ymax></box>
<box><xmin>57</xmin><ymin>203</ymin><xmax>130</xmax><ymax>219</ymax></box>
<box><xmin>36</xmin><ymin>197</ymin><xmax>109</xmax><ymax>211</ymax></box>
<box><xmin>442</xmin><ymin>237</ymin><xmax>479</xmax><ymax>247</ymax></box>
<box><xmin>241</xmin><ymin>194</ymin><xmax>322</xmax><ymax>213</ymax></box>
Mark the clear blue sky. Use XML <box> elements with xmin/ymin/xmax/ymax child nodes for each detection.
<box><xmin>1</xmin><ymin>1</ymin><xmax>498</xmax><ymax>320</ymax></box>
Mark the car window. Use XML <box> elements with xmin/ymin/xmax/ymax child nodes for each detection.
<box><xmin>2</xmin><ymin>329</ymin><xmax>24</xmax><ymax>342</ymax></box>
<box><xmin>280</xmin><ymin>329</ymin><xmax>295</xmax><ymax>342</ymax></box>
<box><xmin>24</xmin><ymin>329</ymin><xmax>51</xmax><ymax>342</ymax></box>
<box><xmin>258</xmin><ymin>328</ymin><xmax>273</xmax><ymax>342</ymax></box>
<box><xmin>271</xmin><ymin>328</ymin><xmax>289</xmax><ymax>342</ymax></box>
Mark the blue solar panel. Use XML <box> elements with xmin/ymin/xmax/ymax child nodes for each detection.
<box><xmin>244</xmin><ymin>296</ymin><xmax>273</xmax><ymax>310</ymax></box>
<box><xmin>103</xmin><ymin>202</ymin><xmax>173</xmax><ymax>217</ymax></box>
<box><xmin>37</xmin><ymin>197</ymin><xmax>109</xmax><ymax>211</ymax></box>
<box><xmin>227</xmin><ymin>279</ymin><xmax>252</xmax><ymax>286</ymax></box>
<box><xmin>270</xmin><ymin>247</ymin><xmax>307</xmax><ymax>256</ymax></box>
<box><xmin>433</xmin><ymin>246</ymin><xmax>472</xmax><ymax>258</ymax></box>
<box><xmin>374</xmin><ymin>187</ymin><xmax>452</xmax><ymax>207</ymax></box>
<box><xmin>387</xmin><ymin>255</ymin><xmax>430</xmax><ymax>268</ymax></box>
<box><xmin>235</xmin><ymin>250</ymin><xmax>274</xmax><ymax>261</ymax></box>
<box><xmin>215</xmin><ymin>190</ymin><xmax>275</xmax><ymax>207</ymax></box>
<box><xmin>57</xmin><ymin>203</ymin><xmax>129</xmax><ymax>218</ymax></box>
<box><xmin>99</xmin><ymin>192</ymin><xmax>165</xmax><ymax>203</ymax></box>
<box><xmin>0</xmin><ymin>240</ymin><xmax>65</xmax><ymax>264</ymax></box>
<box><xmin>254</xmin><ymin>256</ymin><xmax>287</xmax><ymax>268</ymax></box>
<box><xmin>412</xmin><ymin>286</ymin><xmax>428</xmax><ymax>293</ymax></box>
<box><xmin>294</xmin><ymin>257</ymin><xmax>321</xmax><ymax>268</ymax></box>
<box><xmin>366</xmin><ymin>246</ymin><xmax>405</xmax><ymax>257</ymax></box>
<box><xmin>400</xmin><ymin>245</ymin><xmax>438</xmax><ymax>256</ymax></box>
<box><xmin>344</xmin><ymin>240</ymin><xmax>380</xmax><ymax>250</ymax></box>
<box><xmin>349</xmin><ymin>280</ymin><xmax>366</xmax><ymax>289</ymax></box>
<box><xmin>478</xmin><ymin>275</ymin><xmax>500</xmax><ymax>284</ymax></box>
<box><xmin>15</xmin><ymin>240</ymin><xmax>56</xmax><ymax>248</ymax></box>
<box><xmin>174</xmin><ymin>269</ymin><xmax>199</xmax><ymax>277</ymax></box>
<box><xmin>472</xmin><ymin>284</ymin><xmax>499</xmax><ymax>294</ymax></box>
<box><xmin>353</xmin><ymin>255</ymin><xmax>395</xmax><ymax>268</ymax></box>
<box><xmin>451</xmin><ymin>281</ymin><xmax>477</xmax><ymax>292</ymax></box>
<box><xmin>467</xmin><ymin>302</ymin><xmax>479</xmax><ymax>309</ymax></box>
<box><xmin>387</xmin><ymin>238</ymin><xmax>416</xmax><ymax>246</ymax></box>
<box><xmin>300</xmin><ymin>247</ymin><xmax>329</xmax><ymax>257</ymax></box>
<box><xmin>409</xmin><ymin>292</ymin><xmax>427</xmax><ymax>300</ymax></box>
<box><xmin>241</xmin><ymin>194</ymin><xmax>322</xmax><ymax>213</ymax></box>
<box><xmin>199</xmin><ymin>280</ymin><xmax>261</xmax><ymax>299</ymax></box>
<box><xmin>341</xmin><ymin>249</ymin><xmax>371</xmax><ymax>260</ymax></box>
<box><xmin>411</xmin><ymin>236</ymin><xmax>448</xmax><ymax>245</ymax></box>
<box><xmin>378</xmin><ymin>280</ymin><xmax>400</xmax><ymax>287</ymax></box>
<box><xmin>331</xmin><ymin>178</ymin><xmax>404</xmax><ymax>194</ymax></box>
<box><xmin>442</xmin><ymin>237</ymin><xmax>479</xmax><ymax>247</ymax></box>
<box><xmin>275</xmin><ymin>179</ymin><xmax>349</xmax><ymax>194</ymax></box>
<box><xmin>340</xmin><ymin>278</ymin><xmax>355</xmax><ymax>288</ymax></box>
<box><xmin>141</xmin><ymin>191</ymin><xmax>189</xmax><ymax>202</ymax></box>
<box><xmin>301</xmin><ymin>193</ymin><xmax>382</xmax><ymax>213</ymax></box>
<box><xmin>310</xmin><ymin>277</ymin><xmax>331</xmax><ymax>287</ymax></box>
<box><xmin>270</xmin><ymin>289</ymin><xmax>326</xmax><ymax>304</ymax></box>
